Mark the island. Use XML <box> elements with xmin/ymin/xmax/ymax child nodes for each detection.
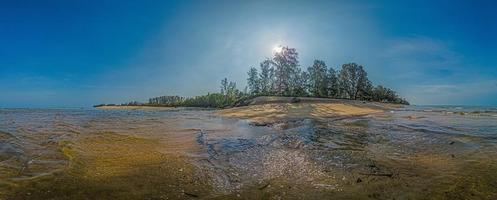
<box><xmin>95</xmin><ymin>46</ymin><xmax>408</xmax><ymax>111</ymax></box>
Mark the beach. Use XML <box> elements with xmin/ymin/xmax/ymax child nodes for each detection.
<box><xmin>1</xmin><ymin>98</ymin><xmax>497</xmax><ymax>199</ymax></box>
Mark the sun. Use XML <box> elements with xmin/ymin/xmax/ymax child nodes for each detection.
<box><xmin>273</xmin><ymin>45</ymin><xmax>283</xmax><ymax>53</ymax></box>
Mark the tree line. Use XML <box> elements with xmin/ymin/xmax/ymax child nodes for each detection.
<box><xmin>137</xmin><ymin>79</ymin><xmax>244</xmax><ymax>108</ymax></box>
<box><xmin>246</xmin><ymin>46</ymin><xmax>408</xmax><ymax>104</ymax></box>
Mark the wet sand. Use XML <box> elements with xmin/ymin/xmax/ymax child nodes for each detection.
<box><xmin>7</xmin><ymin>132</ymin><xmax>213</xmax><ymax>200</ymax></box>
<box><xmin>218</xmin><ymin>100</ymin><xmax>386</xmax><ymax>124</ymax></box>
<box><xmin>1</xmin><ymin>99</ymin><xmax>497</xmax><ymax>199</ymax></box>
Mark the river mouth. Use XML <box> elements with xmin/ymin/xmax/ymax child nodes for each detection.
<box><xmin>1</xmin><ymin>107</ymin><xmax>497</xmax><ymax>199</ymax></box>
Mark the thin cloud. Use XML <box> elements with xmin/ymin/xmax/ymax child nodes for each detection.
<box><xmin>383</xmin><ymin>36</ymin><xmax>461</xmax><ymax>68</ymax></box>
<box><xmin>405</xmin><ymin>80</ymin><xmax>497</xmax><ymax>105</ymax></box>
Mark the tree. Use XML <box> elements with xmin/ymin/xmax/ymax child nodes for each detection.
<box><xmin>227</xmin><ymin>81</ymin><xmax>237</xmax><ymax>99</ymax></box>
<box><xmin>355</xmin><ymin>68</ymin><xmax>373</xmax><ymax>100</ymax></box>
<box><xmin>301</xmin><ymin>70</ymin><xmax>310</xmax><ymax>96</ymax></box>
<box><xmin>220</xmin><ymin>78</ymin><xmax>241</xmax><ymax>105</ymax></box>
<box><xmin>237</xmin><ymin>46</ymin><xmax>409</xmax><ymax>104</ymax></box>
<box><xmin>291</xmin><ymin>68</ymin><xmax>308</xmax><ymax>96</ymax></box>
<box><xmin>339</xmin><ymin>63</ymin><xmax>357</xmax><ymax>99</ymax></box>
<box><xmin>372</xmin><ymin>85</ymin><xmax>391</xmax><ymax>102</ymax></box>
<box><xmin>273</xmin><ymin>46</ymin><xmax>299</xmax><ymax>96</ymax></box>
<box><xmin>220</xmin><ymin>78</ymin><xmax>228</xmax><ymax>95</ymax></box>
<box><xmin>338</xmin><ymin>63</ymin><xmax>370</xmax><ymax>100</ymax></box>
<box><xmin>371</xmin><ymin>85</ymin><xmax>407</xmax><ymax>103</ymax></box>
<box><xmin>327</xmin><ymin>67</ymin><xmax>339</xmax><ymax>98</ymax></box>
<box><xmin>247</xmin><ymin>67</ymin><xmax>260</xmax><ymax>95</ymax></box>
<box><xmin>259</xmin><ymin>59</ymin><xmax>274</xmax><ymax>95</ymax></box>
<box><xmin>307</xmin><ymin>60</ymin><xmax>328</xmax><ymax>97</ymax></box>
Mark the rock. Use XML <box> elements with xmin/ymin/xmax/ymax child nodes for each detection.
<box><xmin>249</xmin><ymin>121</ymin><xmax>270</xmax><ymax>126</ymax></box>
<box><xmin>291</xmin><ymin>97</ymin><xmax>301</xmax><ymax>103</ymax></box>
<box><xmin>183</xmin><ymin>192</ymin><xmax>198</xmax><ymax>198</ymax></box>
<box><xmin>258</xmin><ymin>182</ymin><xmax>270</xmax><ymax>190</ymax></box>
<box><xmin>356</xmin><ymin>178</ymin><xmax>362</xmax><ymax>183</ymax></box>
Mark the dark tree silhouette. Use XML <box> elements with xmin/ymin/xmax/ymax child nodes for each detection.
<box><xmin>273</xmin><ymin>46</ymin><xmax>299</xmax><ymax>96</ymax></box>
<box><xmin>247</xmin><ymin>67</ymin><xmax>260</xmax><ymax>95</ymax></box>
<box><xmin>308</xmin><ymin>60</ymin><xmax>328</xmax><ymax>97</ymax></box>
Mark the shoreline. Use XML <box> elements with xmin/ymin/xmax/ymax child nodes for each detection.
<box><xmin>94</xmin><ymin>105</ymin><xmax>177</xmax><ymax>110</ymax></box>
<box><xmin>95</xmin><ymin>96</ymin><xmax>404</xmax><ymax>111</ymax></box>
<box><xmin>3</xmin><ymin>97</ymin><xmax>497</xmax><ymax>199</ymax></box>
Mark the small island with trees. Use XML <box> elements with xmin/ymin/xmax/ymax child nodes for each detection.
<box><xmin>95</xmin><ymin>46</ymin><xmax>408</xmax><ymax>109</ymax></box>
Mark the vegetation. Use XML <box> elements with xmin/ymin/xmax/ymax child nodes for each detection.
<box><xmin>181</xmin><ymin>79</ymin><xmax>243</xmax><ymax>108</ymax></box>
<box><xmin>144</xmin><ymin>79</ymin><xmax>244</xmax><ymax>108</ymax></box>
<box><xmin>99</xmin><ymin>46</ymin><xmax>408</xmax><ymax>108</ymax></box>
<box><xmin>244</xmin><ymin>46</ymin><xmax>409</xmax><ymax>104</ymax></box>
<box><xmin>149</xmin><ymin>96</ymin><xmax>184</xmax><ymax>106</ymax></box>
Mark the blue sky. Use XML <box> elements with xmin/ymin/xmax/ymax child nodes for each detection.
<box><xmin>1</xmin><ymin>0</ymin><xmax>496</xmax><ymax>107</ymax></box>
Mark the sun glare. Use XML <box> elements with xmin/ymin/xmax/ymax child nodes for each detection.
<box><xmin>273</xmin><ymin>45</ymin><xmax>283</xmax><ymax>53</ymax></box>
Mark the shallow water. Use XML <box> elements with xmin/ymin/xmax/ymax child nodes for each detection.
<box><xmin>0</xmin><ymin>106</ymin><xmax>496</xmax><ymax>199</ymax></box>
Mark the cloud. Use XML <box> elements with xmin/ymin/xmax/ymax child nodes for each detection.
<box><xmin>382</xmin><ymin>36</ymin><xmax>461</xmax><ymax>73</ymax></box>
<box><xmin>378</xmin><ymin>36</ymin><xmax>497</xmax><ymax>105</ymax></box>
<box><xmin>404</xmin><ymin>80</ymin><xmax>497</xmax><ymax>105</ymax></box>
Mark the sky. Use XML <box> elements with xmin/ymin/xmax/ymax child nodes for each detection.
<box><xmin>1</xmin><ymin>0</ymin><xmax>496</xmax><ymax>107</ymax></box>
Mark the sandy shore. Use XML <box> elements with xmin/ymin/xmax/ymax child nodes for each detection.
<box><xmin>8</xmin><ymin>127</ymin><xmax>213</xmax><ymax>200</ymax></box>
<box><xmin>5</xmin><ymin>98</ymin><xmax>497</xmax><ymax>200</ymax></box>
<box><xmin>217</xmin><ymin>96</ymin><xmax>402</xmax><ymax>124</ymax></box>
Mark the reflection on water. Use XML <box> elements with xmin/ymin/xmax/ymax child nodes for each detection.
<box><xmin>0</xmin><ymin>106</ymin><xmax>497</xmax><ymax>199</ymax></box>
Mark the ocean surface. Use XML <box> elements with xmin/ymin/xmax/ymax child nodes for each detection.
<box><xmin>1</xmin><ymin>106</ymin><xmax>496</xmax><ymax>199</ymax></box>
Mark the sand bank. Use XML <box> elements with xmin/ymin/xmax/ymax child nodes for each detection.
<box><xmin>218</xmin><ymin>96</ymin><xmax>400</xmax><ymax>124</ymax></box>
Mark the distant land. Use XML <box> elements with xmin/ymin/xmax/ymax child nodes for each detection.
<box><xmin>95</xmin><ymin>46</ymin><xmax>408</xmax><ymax>109</ymax></box>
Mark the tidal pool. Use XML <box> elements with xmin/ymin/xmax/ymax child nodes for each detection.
<box><xmin>0</xmin><ymin>106</ymin><xmax>496</xmax><ymax>199</ymax></box>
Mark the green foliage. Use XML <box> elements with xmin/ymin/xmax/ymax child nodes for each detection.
<box><xmin>243</xmin><ymin>47</ymin><xmax>409</xmax><ymax>105</ymax></box>
<box><xmin>146</xmin><ymin>78</ymin><xmax>246</xmax><ymax>108</ymax></box>
<box><xmin>308</xmin><ymin>60</ymin><xmax>328</xmax><ymax>97</ymax></box>
<box><xmin>148</xmin><ymin>96</ymin><xmax>184</xmax><ymax>106</ymax></box>
<box><xmin>220</xmin><ymin>78</ymin><xmax>228</xmax><ymax>95</ymax></box>
<box><xmin>371</xmin><ymin>85</ymin><xmax>409</xmax><ymax>105</ymax></box>
<box><xmin>259</xmin><ymin>59</ymin><xmax>274</xmax><ymax>95</ymax></box>
<box><xmin>181</xmin><ymin>93</ymin><xmax>236</xmax><ymax>108</ymax></box>
<box><xmin>121</xmin><ymin>101</ymin><xmax>144</xmax><ymax>106</ymax></box>
<box><xmin>290</xmin><ymin>67</ymin><xmax>309</xmax><ymax>96</ymax></box>
<box><xmin>247</xmin><ymin>67</ymin><xmax>260</xmax><ymax>95</ymax></box>
<box><xmin>273</xmin><ymin>46</ymin><xmax>299</xmax><ymax>96</ymax></box>
<box><xmin>327</xmin><ymin>67</ymin><xmax>339</xmax><ymax>97</ymax></box>
<box><xmin>338</xmin><ymin>63</ymin><xmax>367</xmax><ymax>99</ymax></box>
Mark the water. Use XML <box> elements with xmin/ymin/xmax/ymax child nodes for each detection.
<box><xmin>0</xmin><ymin>106</ymin><xmax>496</xmax><ymax>199</ymax></box>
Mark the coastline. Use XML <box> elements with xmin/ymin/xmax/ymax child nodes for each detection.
<box><xmin>94</xmin><ymin>97</ymin><xmax>403</xmax><ymax>113</ymax></box>
<box><xmin>94</xmin><ymin>105</ymin><xmax>176</xmax><ymax>110</ymax></box>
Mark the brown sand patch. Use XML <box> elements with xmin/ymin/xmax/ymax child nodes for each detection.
<box><xmin>68</xmin><ymin>132</ymin><xmax>171</xmax><ymax>178</ymax></box>
<box><xmin>311</xmin><ymin>103</ymin><xmax>382</xmax><ymax>117</ymax></box>
<box><xmin>218</xmin><ymin>101</ymin><xmax>383</xmax><ymax>124</ymax></box>
<box><xmin>7</xmin><ymin>132</ymin><xmax>214</xmax><ymax>200</ymax></box>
